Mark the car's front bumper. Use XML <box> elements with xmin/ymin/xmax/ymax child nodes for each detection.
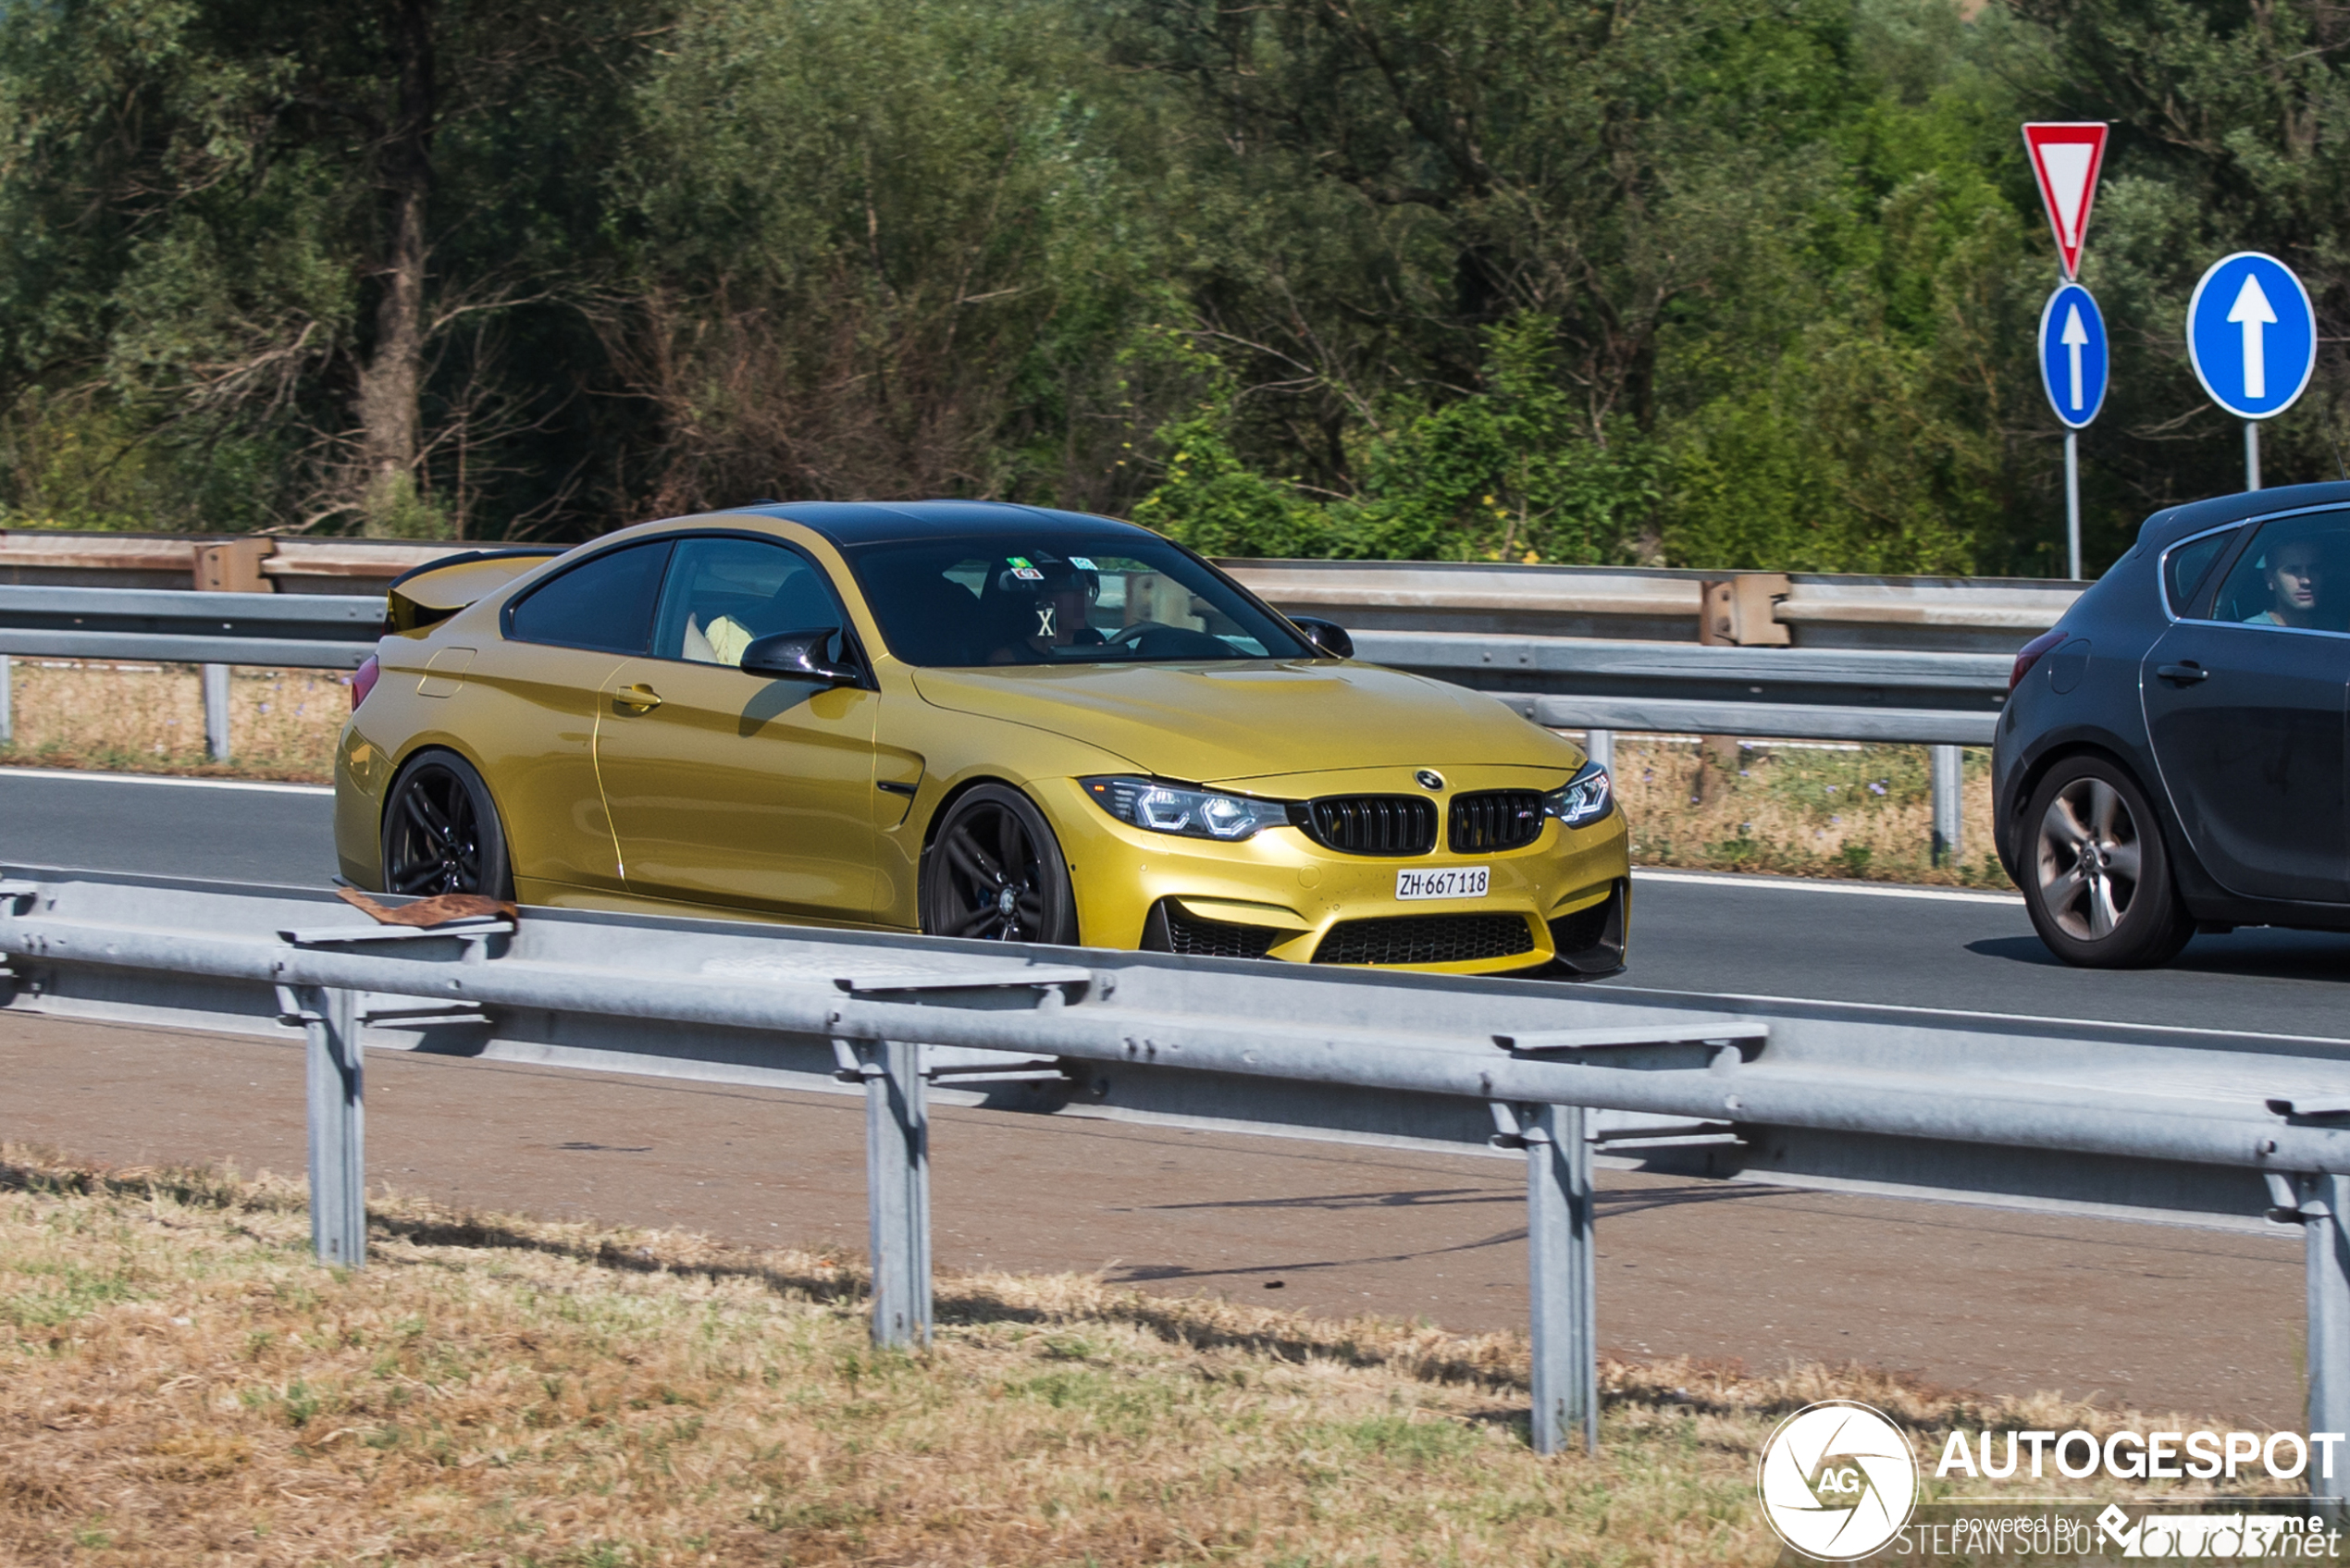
<box><xmin>1041</xmin><ymin>771</ymin><xmax>1631</xmax><ymax>976</ymax></box>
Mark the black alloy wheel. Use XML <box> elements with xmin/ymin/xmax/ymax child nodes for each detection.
<box><xmin>380</xmin><ymin>752</ymin><xmax>513</xmax><ymax>898</ymax></box>
<box><xmin>2020</xmin><ymin>755</ymin><xmax>2192</xmax><ymax>969</ymax></box>
<box><xmin>921</xmin><ymin>784</ymin><xmax>1078</xmax><ymax>945</ymax></box>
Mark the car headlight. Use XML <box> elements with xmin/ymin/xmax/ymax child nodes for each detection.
<box><xmin>1545</xmin><ymin>761</ymin><xmax>1613</xmax><ymax>829</ymax></box>
<box><xmin>1082</xmin><ymin>776</ymin><xmax>1282</xmax><ymax>841</ymax></box>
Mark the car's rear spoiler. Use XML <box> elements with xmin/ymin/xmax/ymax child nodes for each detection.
<box><xmin>384</xmin><ymin>547</ymin><xmax>566</xmax><ymax>632</ymax></box>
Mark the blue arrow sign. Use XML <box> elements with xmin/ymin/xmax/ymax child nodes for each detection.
<box><xmin>2186</xmin><ymin>252</ymin><xmax>2317</xmax><ymax>421</ymax></box>
<box><xmin>2037</xmin><ymin>282</ymin><xmax>2108</xmax><ymax>428</ymax></box>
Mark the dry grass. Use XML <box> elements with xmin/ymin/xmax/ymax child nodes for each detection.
<box><xmin>0</xmin><ymin>661</ymin><xmax>344</xmax><ymax>782</ymax></box>
<box><xmin>0</xmin><ymin>1146</ymin><xmax>2277</xmax><ymax>1566</ymax></box>
<box><xmin>0</xmin><ymin>664</ymin><xmax>2014</xmax><ymax>890</ymax></box>
<box><xmin>1612</xmin><ymin>736</ymin><xmax>2011</xmax><ymax>890</ymax></box>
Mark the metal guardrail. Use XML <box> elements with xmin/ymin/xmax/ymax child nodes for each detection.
<box><xmin>6</xmin><ymin>869</ymin><xmax>2350</xmax><ymax>1470</ymax></box>
<box><xmin>0</xmin><ymin>585</ymin><xmax>384</xmax><ymax>669</ymax></box>
<box><xmin>1351</xmin><ymin>632</ymin><xmax>2008</xmax><ymax>747</ymax></box>
<box><xmin>0</xmin><ymin>583</ymin><xmax>2003</xmax><ymax>856</ymax></box>
<box><xmin>0</xmin><ymin>589</ymin><xmax>2012</xmax><ymax>742</ymax></box>
<box><xmin>1222</xmin><ymin>560</ymin><xmax>2084</xmax><ymax>654</ymax></box>
<box><xmin>0</xmin><ymin>531</ymin><xmax>455</xmax><ymax>593</ymax></box>
<box><xmin>0</xmin><ymin>529</ymin><xmax>2084</xmax><ymax>650</ymax></box>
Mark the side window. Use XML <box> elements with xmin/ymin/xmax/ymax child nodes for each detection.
<box><xmin>507</xmin><ymin>540</ymin><xmax>674</xmax><ymax>653</ymax></box>
<box><xmin>2163</xmin><ymin>528</ymin><xmax>2237</xmax><ymax>618</ymax></box>
<box><xmin>649</xmin><ymin>537</ymin><xmax>851</xmax><ymax>668</ymax></box>
<box><xmin>2206</xmin><ymin>513</ymin><xmax>2350</xmax><ymax>632</ymax></box>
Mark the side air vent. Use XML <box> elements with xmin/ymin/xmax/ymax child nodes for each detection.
<box><xmin>1141</xmin><ymin>899</ymin><xmax>1284</xmax><ymax>959</ymax></box>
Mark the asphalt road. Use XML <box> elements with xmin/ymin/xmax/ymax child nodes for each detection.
<box><xmin>8</xmin><ymin>765</ymin><xmax>2350</xmax><ymax>1037</ymax></box>
<box><xmin>0</xmin><ymin>764</ymin><xmax>2330</xmax><ymax>1421</ymax></box>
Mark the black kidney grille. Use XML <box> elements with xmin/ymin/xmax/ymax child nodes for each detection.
<box><xmin>1312</xmin><ymin>913</ymin><xmax>1536</xmax><ymax>967</ymax></box>
<box><xmin>1304</xmin><ymin>795</ymin><xmax>1438</xmax><ymax>856</ymax></box>
<box><xmin>1448</xmin><ymin>791</ymin><xmax>1546</xmax><ymax>853</ymax></box>
<box><xmin>1158</xmin><ymin>903</ymin><xmax>1283</xmax><ymax>959</ymax></box>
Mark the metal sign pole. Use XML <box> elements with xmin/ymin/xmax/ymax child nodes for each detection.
<box><xmin>2064</xmin><ymin>431</ymin><xmax>2083</xmax><ymax>579</ymax></box>
<box><xmin>2247</xmin><ymin>421</ymin><xmax>2263</xmax><ymax>491</ymax></box>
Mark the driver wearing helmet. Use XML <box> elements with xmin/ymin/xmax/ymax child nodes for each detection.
<box><xmin>987</xmin><ymin>557</ymin><xmax>1104</xmax><ymax>663</ymax></box>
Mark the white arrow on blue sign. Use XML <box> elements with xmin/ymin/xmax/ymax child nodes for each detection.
<box><xmin>2037</xmin><ymin>282</ymin><xmax>2108</xmax><ymax>428</ymax></box>
<box><xmin>2186</xmin><ymin>251</ymin><xmax>2317</xmax><ymax>421</ymax></box>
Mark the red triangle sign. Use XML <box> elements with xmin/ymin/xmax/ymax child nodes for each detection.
<box><xmin>2022</xmin><ymin>123</ymin><xmax>2109</xmax><ymax>278</ymax></box>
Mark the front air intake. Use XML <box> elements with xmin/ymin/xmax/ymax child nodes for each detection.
<box><xmin>1312</xmin><ymin>913</ymin><xmax>1537</xmax><ymax>966</ymax></box>
<box><xmin>1298</xmin><ymin>796</ymin><xmax>1439</xmax><ymax>857</ymax></box>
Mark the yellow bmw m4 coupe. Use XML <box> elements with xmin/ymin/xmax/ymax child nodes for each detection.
<box><xmin>335</xmin><ymin>501</ymin><xmax>1629</xmax><ymax>976</ymax></box>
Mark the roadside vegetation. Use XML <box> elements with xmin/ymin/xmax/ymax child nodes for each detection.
<box><xmin>0</xmin><ymin>661</ymin><xmax>345</xmax><ymax>782</ymax></box>
<box><xmin>0</xmin><ymin>1148</ymin><xmax>2272</xmax><ymax>1564</ymax></box>
<box><xmin>0</xmin><ymin>1</ymin><xmax>2338</xmax><ymax>577</ymax></box>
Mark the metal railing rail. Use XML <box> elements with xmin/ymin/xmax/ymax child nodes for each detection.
<box><xmin>0</xmin><ymin>584</ymin><xmax>2010</xmax><ymax>858</ymax></box>
<box><xmin>0</xmin><ymin>532</ymin><xmax>2087</xmax><ymax>654</ymax></box>
<box><xmin>5</xmin><ymin>869</ymin><xmax>2350</xmax><ymax>1473</ymax></box>
<box><xmin>1223</xmin><ymin>560</ymin><xmax>2084</xmax><ymax>654</ymax></box>
<box><xmin>0</xmin><ymin>585</ymin><xmax>384</xmax><ymax>669</ymax></box>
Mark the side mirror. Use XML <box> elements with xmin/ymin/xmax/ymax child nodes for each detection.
<box><xmin>741</xmin><ymin>627</ymin><xmax>859</xmax><ymax>685</ymax></box>
<box><xmin>1292</xmin><ymin>616</ymin><xmax>1354</xmax><ymax>659</ymax></box>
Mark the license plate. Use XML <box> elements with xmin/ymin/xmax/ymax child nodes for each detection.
<box><xmin>1395</xmin><ymin>866</ymin><xmax>1490</xmax><ymax>901</ymax></box>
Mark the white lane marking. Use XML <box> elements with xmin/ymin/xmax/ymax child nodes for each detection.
<box><xmin>0</xmin><ymin>765</ymin><xmax>331</xmax><ymax>797</ymax></box>
<box><xmin>1633</xmin><ymin>867</ymin><xmax>2021</xmax><ymax>906</ymax></box>
<box><xmin>1608</xmin><ymin>982</ymin><xmax>2350</xmax><ymax>1049</ymax></box>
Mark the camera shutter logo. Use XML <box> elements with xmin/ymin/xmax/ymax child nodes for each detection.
<box><xmin>1756</xmin><ymin>1401</ymin><xmax>1918</xmax><ymax>1561</ymax></box>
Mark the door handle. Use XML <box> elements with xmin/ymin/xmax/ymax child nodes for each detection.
<box><xmin>2156</xmin><ymin>662</ymin><xmax>2209</xmax><ymax>684</ymax></box>
<box><xmin>612</xmin><ymin>684</ymin><xmax>663</xmax><ymax>711</ymax></box>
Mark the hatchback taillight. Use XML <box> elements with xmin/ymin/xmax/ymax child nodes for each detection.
<box><xmin>350</xmin><ymin>655</ymin><xmax>381</xmax><ymax>710</ymax></box>
<box><xmin>2009</xmin><ymin>629</ymin><xmax>2065</xmax><ymax>693</ymax></box>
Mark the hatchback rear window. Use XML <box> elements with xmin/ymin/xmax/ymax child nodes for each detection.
<box><xmin>2163</xmin><ymin>528</ymin><xmax>2237</xmax><ymax>618</ymax></box>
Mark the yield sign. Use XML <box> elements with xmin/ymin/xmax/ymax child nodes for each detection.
<box><xmin>2022</xmin><ymin>122</ymin><xmax>2109</xmax><ymax>278</ymax></box>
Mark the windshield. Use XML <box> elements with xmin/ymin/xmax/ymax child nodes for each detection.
<box><xmin>841</xmin><ymin>533</ymin><xmax>1312</xmax><ymax>667</ymax></box>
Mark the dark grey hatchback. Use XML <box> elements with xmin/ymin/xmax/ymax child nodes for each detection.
<box><xmin>1995</xmin><ymin>480</ymin><xmax>2350</xmax><ymax>967</ymax></box>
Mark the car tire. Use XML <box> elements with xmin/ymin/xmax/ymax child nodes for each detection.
<box><xmin>921</xmin><ymin>784</ymin><xmax>1079</xmax><ymax>945</ymax></box>
<box><xmin>2019</xmin><ymin>755</ymin><xmax>2193</xmax><ymax>969</ymax></box>
<box><xmin>379</xmin><ymin>750</ymin><xmax>514</xmax><ymax>899</ymax></box>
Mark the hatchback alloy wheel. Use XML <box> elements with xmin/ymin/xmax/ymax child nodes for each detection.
<box><xmin>2035</xmin><ymin>776</ymin><xmax>2139</xmax><ymax>941</ymax></box>
<box><xmin>2019</xmin><ymin>756</ymin><xmax>2192</xmax><ymax>969</ymax></box>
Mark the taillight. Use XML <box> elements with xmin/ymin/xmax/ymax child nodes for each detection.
<box><xmin>2009</xmin><ymin>629</ymin><xmax>2065</xmax><ymax>693</ymax></box>
<box><xmin>350</xmin><ymin>655</ymin><xmax>381</xmax><ymax>710</ymax></box>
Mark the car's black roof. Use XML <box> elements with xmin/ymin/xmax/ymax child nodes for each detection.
<box><xmin>732</xmin><ymin>499</ymin><xmax>1152</xmax><ymax>548</ymax></box>
<box><xmin>2135</xmin><ymin>481</ymin><xmax>2350</xmax><ymax>554</ymax></box>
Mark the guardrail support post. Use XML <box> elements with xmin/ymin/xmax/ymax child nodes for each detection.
<box><xmin>1582</xmin><ymin>728</ymin><xmax>1613</xmax><ymax>776</ymax></box>
<box><xmin>2309</xmin><ymin>1175</ymin><xmax>2350</xmax><ymax>1500</ymax></box>
<box><xmin>1930</xmin><ymin>745</ymin><xmax>1963</xmax><ymax>867</ymax></box>
<box><xmin>1525</xmin><ymin>1101</ymin><xmax>1598</xmax><ymax>1454</ymax></box>
<box><xmin>0</xmin><ymin>653</ymin><xmax>12</xmax><ymax>747</ymax></box>
<box><xmin>299</xmin><ymin>984</ymin><xmax>365</xmax><ymax>1267</ymax></box>
<box><xmin>863</xmin><ymin>1038</ymin><xmax>933</xmax><ymax>1349</ymax></box>
<box><xmin>202</xmin><ymin>663</ymin><xmax>231</xmax><ymax>761</ymax></box>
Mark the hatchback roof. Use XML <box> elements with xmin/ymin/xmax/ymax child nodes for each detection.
<box><xmin>2136</xmin><ymin>481</ymin><xmax>2350</xmax><ymax>554</ymax></box>
<box><xmin>724</xmin><ymin>499</ymin><xmax>1152</xmax><ymax>548</ymax></box>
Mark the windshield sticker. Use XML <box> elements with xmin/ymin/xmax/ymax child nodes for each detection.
<box><xmin>1068</xmin><ymin>556</ymin><xmax>1096</xmax><ymax>571</ymax></box>
<box><xmin>1007</xmin><ymin>555</ymin><xmax>1045</xmax><ymax>581</ymax></box>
